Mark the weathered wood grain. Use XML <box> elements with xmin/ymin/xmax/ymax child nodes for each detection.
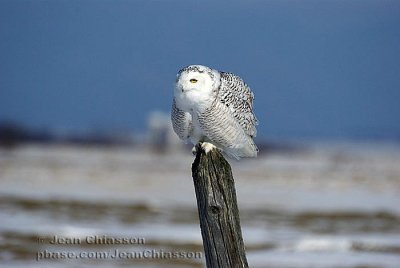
<box><xmin>192</xmin><ymin>143</ymin><xmax>248</xmax><ymax>268</ymax></box>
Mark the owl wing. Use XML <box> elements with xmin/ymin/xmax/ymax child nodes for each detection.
<box><xmin>171</xmin><ymin>99</ymin><xmax>193</xmax><ymax>143</ymax></box>
<box><xmin>197</xmin><ymin>100</ymin><xmax>258</xmax><ymax>159</ymax></box>
<box><xmin>218</xmin><ymin>72</ymin><xmax>258</xmax><ymax>138</ymax></box>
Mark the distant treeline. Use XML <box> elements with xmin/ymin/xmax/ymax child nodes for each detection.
<box><xmin>0</xmin><ymin>122</ymin><xmax>135</xmax><ymax>148</ymax></box>
<box><xmin>0</xmin><ymin>121</ymin><xmax>304</xmax><ymax>154</ymax></box>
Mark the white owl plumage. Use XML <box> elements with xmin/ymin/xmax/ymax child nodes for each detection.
<box><xmin>171</xmin><ymin>65</ymin><xmax>258</xmax><ymax>159</ymax></box>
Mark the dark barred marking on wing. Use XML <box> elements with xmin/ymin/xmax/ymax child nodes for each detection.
<box><xmin>218</xmin><ymin>72</ymin><xmax>258</xmax><ymax>138</ymax></box>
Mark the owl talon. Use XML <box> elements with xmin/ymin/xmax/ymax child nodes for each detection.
<box><xmin>201</xmin><ymin>142</ymin><xmax>217</xmax><ymax>154</ymax></box>
<box><xmin>192</xmin><ymin>142</ymin><xmax>216</xmax><ymax>155</ymax></box>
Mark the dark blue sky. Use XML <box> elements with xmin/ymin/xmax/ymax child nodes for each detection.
<box><xmin>1</xmin><ymin>0</ymin><xmax>399</xmax><ymax>140</ymax></box>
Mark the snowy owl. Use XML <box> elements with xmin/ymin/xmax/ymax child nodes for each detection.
<box><xmin>171</xmin><ymin>65</ymin><xmax>258</xmax><ymax>159</ymax></box>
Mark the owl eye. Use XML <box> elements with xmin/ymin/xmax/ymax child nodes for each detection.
<box><xmin>190</xmin><ymin>79</ymin><xmax>198</xmax><ymax>83</ymax></box>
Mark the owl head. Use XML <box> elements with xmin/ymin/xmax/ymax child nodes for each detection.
<box><xmin>175</xmin><ymin>65</ymin><xmax>220</xmax><ymax>95</ymax></box>
<box><xmin>174</xmin><ymin>65</ymin><xmax>221</xmax><ymax>111</ymax></box>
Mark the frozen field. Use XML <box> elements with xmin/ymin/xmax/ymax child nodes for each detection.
<box><xmin>0</xmin><ymin>142</ymin><xmax>399</xmax><ymax>267</ymax></box>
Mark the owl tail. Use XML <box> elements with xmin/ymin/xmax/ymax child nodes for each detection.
<box><xmin>240</xmin><ymin>138</ymin><xmax>259</xmax><ymax>158</ymax></box>
<box><xmin>224</xmin><ymin>137</ymin><xmax>258</xmax><ymax>160</ymax></box>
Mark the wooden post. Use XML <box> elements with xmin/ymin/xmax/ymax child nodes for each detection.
<box><xmin>191</xmin><ymin>143</ymin><xmax>249</xmax><ymax>268</ymax></box>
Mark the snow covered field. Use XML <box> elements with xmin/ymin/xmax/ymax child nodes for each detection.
<box><xmin>1</xmin><ymin>142</ymin><xmax>399</xmax><ymax>267</ymax></box>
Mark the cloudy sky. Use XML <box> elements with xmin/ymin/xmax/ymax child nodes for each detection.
<box><xmin>1</xmin><ymin>0</ymin><xmax>399</xmax><ymax>140</ymax></box>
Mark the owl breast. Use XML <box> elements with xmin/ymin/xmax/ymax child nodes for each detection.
<box><xmin>174</xmin><ymin>86</ymin><xmax>214</xmax><ymax>114</ymax></box>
